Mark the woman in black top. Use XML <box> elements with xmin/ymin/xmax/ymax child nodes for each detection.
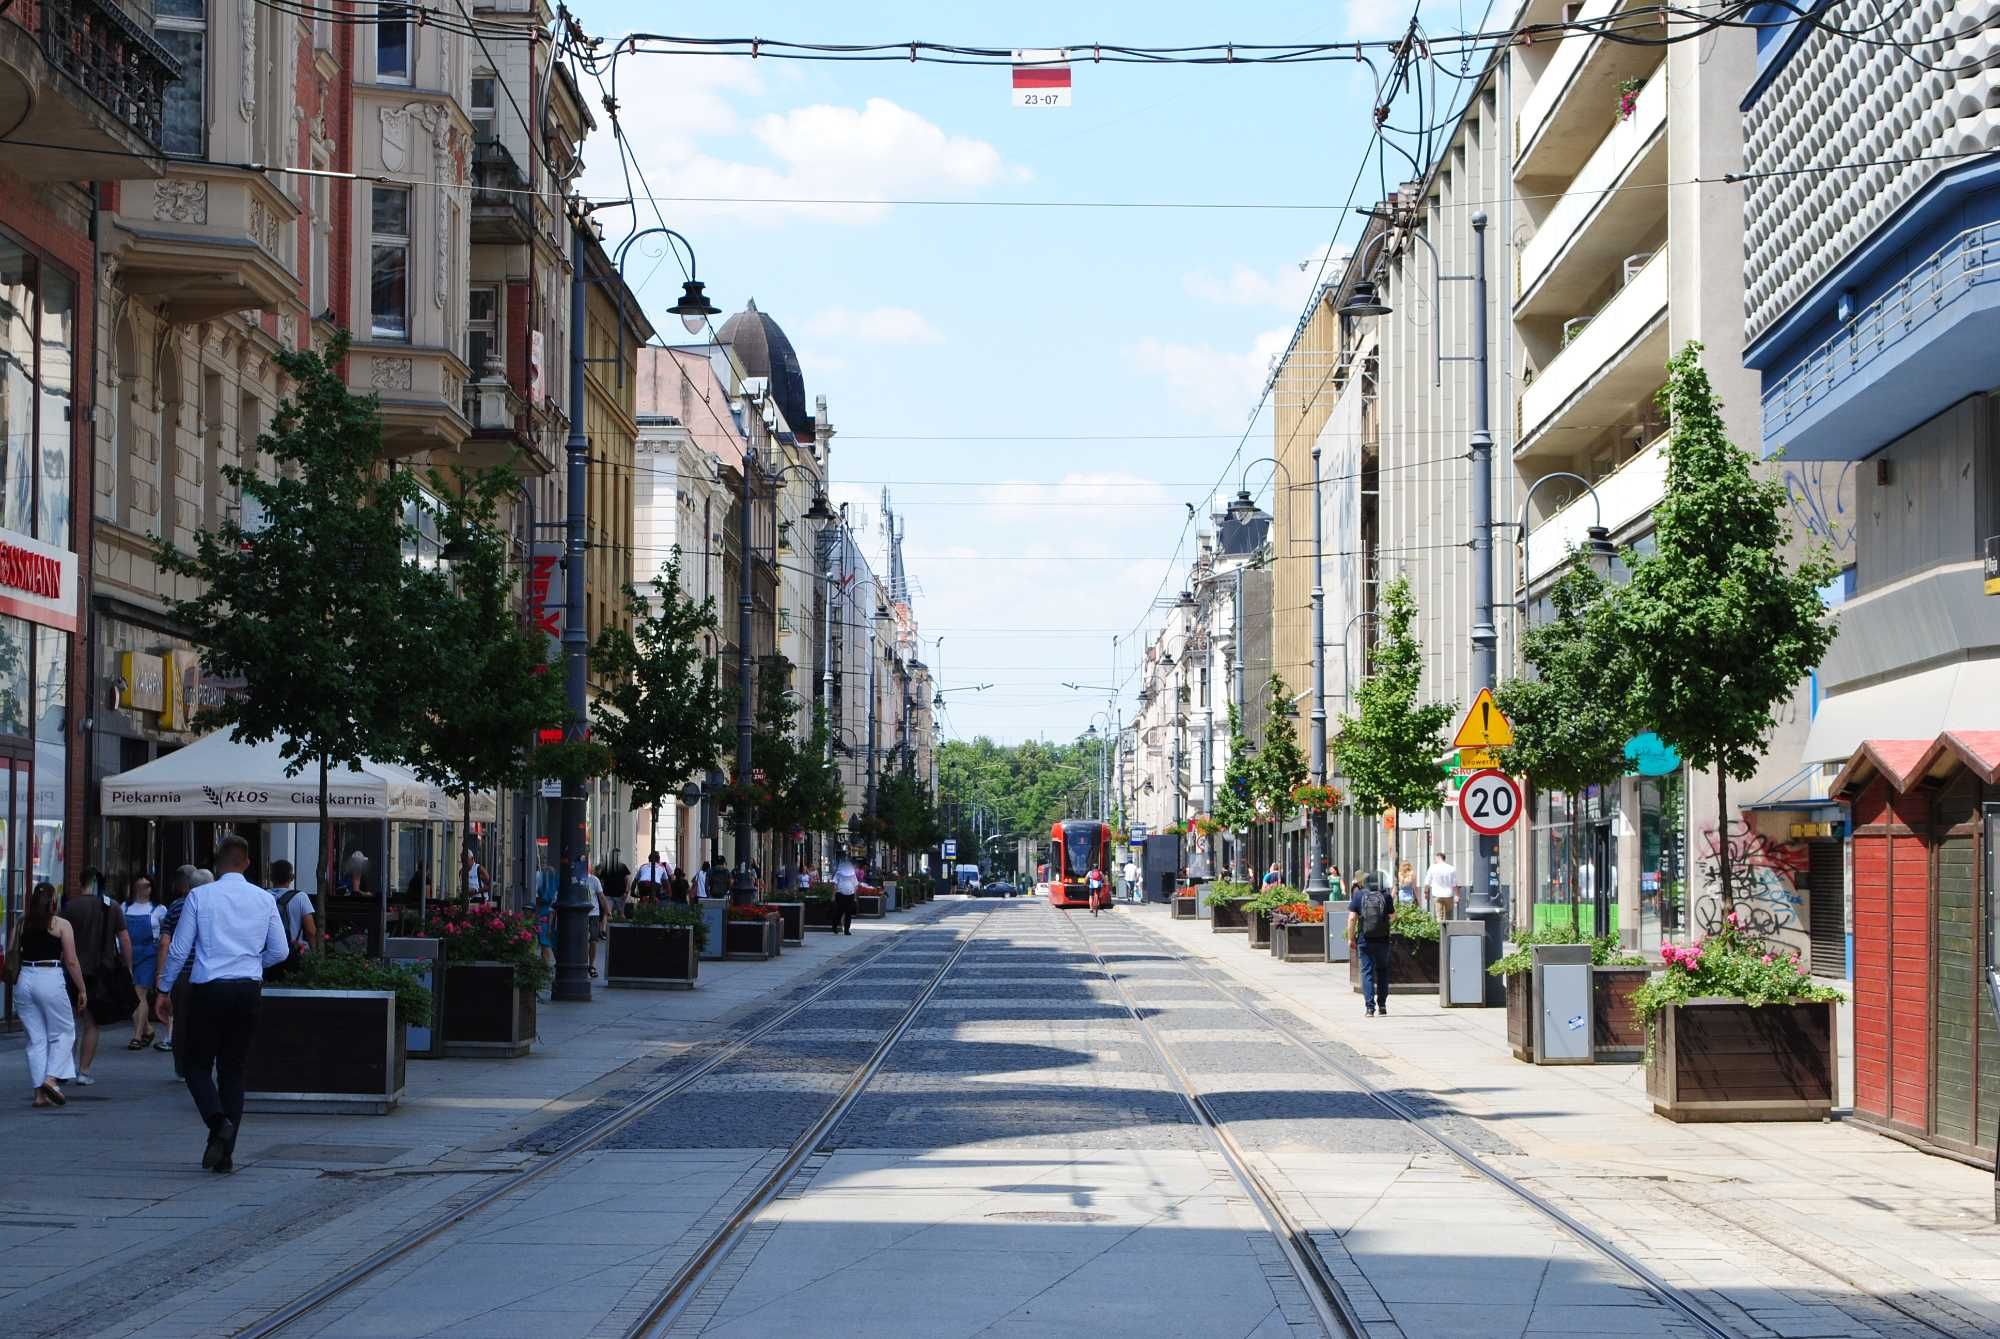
<box><xmin>8</xmin><ymin>881</ymin><xmax>87</xmax><ymax>1105</ymax></box>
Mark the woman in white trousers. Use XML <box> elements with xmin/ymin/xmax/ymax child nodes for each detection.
<box><xmin>8</xmin><ymin>881</ymin><xmax>86</xmax><ymax>1105</ymax></box>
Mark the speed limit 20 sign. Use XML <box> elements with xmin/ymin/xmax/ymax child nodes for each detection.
<box><xmin>1459</xmin><ymin>768</ymin><xmax>1523</xmax><ymax>836</ymax></box>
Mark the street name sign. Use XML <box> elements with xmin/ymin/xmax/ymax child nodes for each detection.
<box><xmin>1459</xmin><ymin>768</ymin><xmax>1523</xmax><ymax>837</ymax></box>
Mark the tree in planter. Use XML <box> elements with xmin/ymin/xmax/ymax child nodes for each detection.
<box><xmin>1249</xmin><ymin>674</ymin><xmax>1309</xmax><ymax>826</ymax></box>
<box><xmin>1208</xmin><ymin>703</ymin><xmax>1258</xmax><ymax>876</ymax></box>
<box><xmin>875</xmin><ymin>766</ymin><xmax>941</xmax><ymax>876</ymax></box>
<box><xmin>1495</xmin><ymin>562</ymin><xmax>1638</xmax><ymax>934</ymax></box>
<box><xmin>1332</xmin><ymin>575</ymin><xmax>1454</xmax><ymax>865</ymax></box>
<box><xmin>403</xmin><ymin>470</ymin><xmax>566</xmax><ymax>851</ymax></box>
<box><xmin>159</xmin><ymin>333</ymin><xmax>438</xmax><ymax>883</ymax></box>
<box><xmin>1617</xmin><ymin>343</ymin><xmax>1839</xmax><ymax>912</ymax></box>
<box><xmin>589</xmin><ymin>557</ymin><xmax>730</xmax><ymax>856</ymax></box>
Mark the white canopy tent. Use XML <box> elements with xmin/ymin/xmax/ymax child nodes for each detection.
<box><xmin>100</xmin><ymin>731</ymin><xmax>498</xmax><ymax>823</ymax></box>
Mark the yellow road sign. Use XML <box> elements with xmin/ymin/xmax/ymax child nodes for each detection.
<box><xmin>1452</xmin><ymin>688</ymin><xmax>1515</xmax><ymax>750</ymax></box>
<box><xmin>1457</xmin><ymin>747</ymin><xmax>1500</xmax><ymax>770</ymax></box>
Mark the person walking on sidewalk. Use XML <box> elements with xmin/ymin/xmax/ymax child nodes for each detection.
<box><xmin>1122</xmin><ymin>858</ymin><xmax>1139</xmax><ymax>902</ymax></box>
<box><xmin>1395</xmin><ymin>861</ymin><xmax>1420</xmax><ymax>906</ymax></box>
<box><xmin>124</xmin><ymin>875</ymin><xmax>164</xmax><ymax>1050</ymax></box>
<box><xmin>155</xmin><ymin>867</ymin><xmax>209</xmax><ymax>1065</ymax></box>
<box><xmin>157</xmin><ymin>835</ymin><xmax>287</xmax><ymax>1174</ymax></box>
<box><xmin>833</xmin><ymin>856</ymin><xmax>860</xmax><ymax>935</ymax></box>
<box><xmin>7</xmin><ymin>881</ymin><xmax>84</xmax><ymax>1106</ymax></box>
<box><xmin>1426</xmin><ymin>851</ymin><xmax>1458</xmax><ymax>922</ymax></box>
<box><xmin>61</xmin><ymin>876</ymin><xmax>131</xmax><ymax>1088</ymax></box>
<box><xmin>264</xmin><ymin>861</ymin><xmax>317</xmax><ymax>982</ymax></box>
<box><xmin>601</xmin><ymin>850</ymin><xmax>631</xmax><ymax>917</ymax></box>
<box><xmin>1347</xmin><ymin>873</ymin><xmax>1395</xmax><ymax>1018</ymax></box>
<box><xmin>583</xmin><ymin>864</ymin><xmax>606</xmax><ymax>978</ymax></box>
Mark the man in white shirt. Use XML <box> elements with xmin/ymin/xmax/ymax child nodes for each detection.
<box><xmin>692</xmin><ymin>861</ymin><xmax>709</xmax><ymax>901</ymax></box>
<box><xmin>158</xmin><ymin>834</ymin><xmax>287</xmax><ymax>1174</ymax></box>
<box><xmin>833</xmin><ymin>856</ymin><xmax>860</xmax><ymax>935</ymax></box>
<box><xmin>1122</xmin><ymin>859</ymin><xmax>1139</xmax><ymax>902</ymax></box>
<box><xmin>1426</xmin><ymin>852</ymin><xmax>1458</xmax><ymax>922</ymax></box>
<box><xmin>632</xmin><ymin>851</ymin><xmax>665</xmax><ymax>902</ymax></box>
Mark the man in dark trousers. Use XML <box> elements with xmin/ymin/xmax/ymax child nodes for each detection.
<box><xmin>158</xmin><ymin>834</ymin><xmax>287</xmax><ymax>1173</ymax></box>
<box><xmin>1346</xmin><ymin>873</ymin><xmax>1395</xmax><ymax>1018</ymax></box>
<box><xmin>600</xmin><ymin>849</ymin><xmax>632</xmax><ymax>917</ymax></box>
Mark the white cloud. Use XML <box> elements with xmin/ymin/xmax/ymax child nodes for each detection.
<box><xmin>580</xmin><ymin>64</ymin><xmax>1028</xmax><ymax>228</ymax></box>
<box><xmin>1126</xmin><ymin>329</ymin><xmax>1292</xmax><ymax>426</ymax></box>
<box><xmin>1183</xmin><ymin>263</ymin><xmax>1315</xmax><ymax>309</ymax></box>
<box><xmin>804</xmin><ymin>307</ymin><xmax>942</xmax><ymax>344</ymax></box>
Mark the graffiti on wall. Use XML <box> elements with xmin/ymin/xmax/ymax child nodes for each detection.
<box><xmin>1784</xmin><ymin>460</ymin><xmax>1857</xmax><ymax>560</ymax></box>
<box><xmin>1694</xmin><ymin>819</ymin><xmax>1807</xmax><ymax>944</ymax></box>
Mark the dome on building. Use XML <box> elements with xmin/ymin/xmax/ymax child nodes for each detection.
<box><xmin>716</xmin><ymin>298</ymin><xmax>809</xmax><ymax>437</ymax></box>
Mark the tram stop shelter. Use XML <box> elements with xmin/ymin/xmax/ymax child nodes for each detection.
<box><xmin>100</xmin><ymin>730</ymin><xmax>493</xmax><ymax>953</ymax></box>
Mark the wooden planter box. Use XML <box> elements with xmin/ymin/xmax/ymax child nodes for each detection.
<box><xmin>1210</xmin><ymin>900</ymin><xmax>1250</xmax><ymax>933</ymax></box>
<box><xmin>1348</xmin><ymin>937</ymin><xmax>1441</xmax><ymax>994</ymax></box>
<box><xmin>1646</xmin><ymin>998</ymin><xmax>1836</xmax><ymax>1122</ymax></box>
<box><xmin>442</xmin><ymin>962</ymin><xmax>535</xmax><ymax>1058</ymax></box>
<box><xmin>1171</xmin><ymin>895</ymin><xmax>1198</xmax><ymax>920</ymax></box>
<box><xmin>1271</xmin><ymin>922</ymin><xmax>1328</xmax><ymax>963</ymax></box>
<box><xmin>245</xmin><ymin>989</ymin><xmax>406</xmax><ymax>1115</ymax></box>
<box><xmin>1593</xmin><ymin>965</ymin><xmax>1650</xmax><ymax>1062</ymax></box>
<box><xmin>857</xmin><ymin>893</ymin><xmax>885</xmax><ymax>919</ymax></box>
<box><xmin>771</xmin><ymin>901</ymin><xmax>806</xmax><ymax>945</ymax></box>
<box><xmin>606</xmin><ymin>923</ymin><xmax>700</xmax><ymax>990</ymax></box>
<box><xmin>724</xmin><ymin>915</ymin><xmax>782</xmax><ymax>960</ymax></box>
<box><xmin>802</xmin><ymin>900</ymin><xmax>839</xmax><ymax>930</ymax></box>
<box><xmin>1249</xmin><ymin>910</ymin><xmax>1273</xmax><ymax>949</ymax></box>
<box><xmin>1506</xmin><ymin>971</ymin><xmax>1534</xmax><ymax>1061</ymax></box>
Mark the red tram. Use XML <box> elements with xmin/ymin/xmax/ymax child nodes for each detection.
<box><xmin>1048</xmin><ymin>819</ymin><xmax>1113</xmax><ymax>910</ymax></box>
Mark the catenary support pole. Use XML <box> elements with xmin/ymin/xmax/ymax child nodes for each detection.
<box><xmin>1306</xmin><ymin>444</ymin><xmax>1330</xmax><ymax>902</ymax></box>
<box><xmin>553</xmin><ymin>225</ymin><xmax>591</xmax><ymax>1002</ymax></box>
<box><xmin>1467</xmin><ymin>212</ymin><xmax>1499</xmax><ymax>914</ymax></box>
<box><xmin>732</xmin><ymin>438</ymin><xmax>756</xmax><ymax>902</ymax></box>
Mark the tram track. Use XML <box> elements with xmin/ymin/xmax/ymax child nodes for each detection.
<box><xmin>233</xmin><ymin>901</ymin><xmax>985</xmax><ymax>1339</ymax></box>
<box><xmin>1086</xmin><ymin>910</ymin><xmax>1974</xmax><ymax>1339</ymax></box>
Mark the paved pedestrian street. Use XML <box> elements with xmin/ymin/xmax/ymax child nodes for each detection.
<box><xmin>6</xmin><ymin>897</ymin><xmax>2000</xmax><ymax>1338</ymax></box>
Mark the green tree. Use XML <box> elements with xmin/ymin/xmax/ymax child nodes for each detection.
<box><xmin>1210</xmin><ymin>702</ymin><xmax>1257</xmax><ymax>829</ymax></box>
<box><xmin>158</xmin><ymin>333</ymin><xmax>433</xmax><ymax>878</ymax></box>
<box><xmin>1248</xmin><ymin>675</ymin><xmax>1309</xmax><ymax>822</ymax></box>
<box><xmin>1332</xmin><ymin>574</ymin><xmax>1454</xmax><ymax>863</ymax></box>
<box><xmin>1496</xmin><ymin>563</ymin><xmax>1637</xmax><ymax>931</ymax></box>
<box><xmin>589</xmin><ymin>557</ymin><xmax>729</xmax><ymax>855</ymax></box>
<box><xmin>876</xmin><ymin>766</ymin><xmax>940</xmax><ymax>873</ymax></box>
<box><xmin>1617</xmin><ymin>342</ymin><xmax>1839</xmax><ymax>910</ymax></box>
<box><xmin>402</xmin><ymin>470</ymin><xmax>565</xmax><ymax>844</ymax></box>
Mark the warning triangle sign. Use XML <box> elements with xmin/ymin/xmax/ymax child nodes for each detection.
<box><xmin>1452</xmin><ymin>688</ymin><xmax>1514</xmax><ymax>750</ymax></box>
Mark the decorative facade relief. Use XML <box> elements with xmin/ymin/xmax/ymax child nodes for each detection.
<box><xmin>371</xmin><ymin>356</ymin><xmax>414</xmax><ymax>391</ymax></box>
<box><xmin>153</xmin><ymin>178</ymin><xmax>208</xmax><ymax>224</ymax></box>
<box><xmin>240</xmin><ymin>1</ymin><xmax>257</xmax><ymax>123</ymax></box>
<box><xmin>247</xmin><ymin>196</ymin><xmax>281</xmax><ymax>255</ymax></box>
<box><xmin>1744</xmin><ymin>0</ymin><xmax>2000</xmax><ymax>342</ymax></box>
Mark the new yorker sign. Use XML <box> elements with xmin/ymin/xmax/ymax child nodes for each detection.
<box><xmin>0</xmin><ymin>530</ymin><xmax>75</xmax><ymax>632</ymax></box>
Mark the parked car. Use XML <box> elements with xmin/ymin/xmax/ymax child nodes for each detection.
<box><xmin>1032</xmin><ymin>881</ymin><xmax>1050</xmax><ymax>898</ymax></box>
<box><xmin>980</xmin><ymin>881</ymin><xmax>1018</xmax><ymax>898</ymax></box>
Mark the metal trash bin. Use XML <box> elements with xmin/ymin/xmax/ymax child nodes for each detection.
<box><xmin>1532</xmin><ymin>943</ymin><xmax>1593</xmax><ymax>1064</ymax></box>
<box><xmin>1439</xmin><ymin>920</ymin><xmax>1487</xmax><ymax>1007</ymax></box>
<box><xmin>385</xmin><ymin>936</ymin><xmax>444</xmax><ymax>1059</ymax></box>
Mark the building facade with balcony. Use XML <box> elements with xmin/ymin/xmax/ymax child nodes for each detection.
<box><xmin>0</xmin><ymin>0</ymin><xmax>180</xmax><ymax>1016</ymax></box>
<box><xmin>1740</xmin><ymin>0</ymin><xmax>2000</xmax><ymax>1163</ymax></box>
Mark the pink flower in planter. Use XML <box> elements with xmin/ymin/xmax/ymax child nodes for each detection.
<box><xmin>1761</xmin><ymin>953</ymin><xmax>1774</xmax><ymax>964</ymax></box>
<box><xmin>1726</xmin><ymin>910</ymin><xmax>1741</xmax><ymax>927</ymax></box>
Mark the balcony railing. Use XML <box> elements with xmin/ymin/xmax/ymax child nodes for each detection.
<box><xmin>39</xmin><ymin>0</ymin><xmax>179</xmax><ymax>150</ymax></box>
<box><xmin>471</xmin><ymin>137</ymin><xmax>533</xmax><ymax>235</ymax></box>
<box><xmin>1760</xmin><ymin>221</ymin><xmax>2000</xmax><ymax>440</ymax></box>
<box><xmin>1519</xmin><ymin>247</ymin><xmax>1667</xmax><ymax>446</ymax></box>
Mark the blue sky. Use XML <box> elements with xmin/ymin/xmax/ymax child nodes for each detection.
<box><xmin>580</xmin><ymin>0</ymin><xmax>1453</xmax><ymax>743</ymax></box>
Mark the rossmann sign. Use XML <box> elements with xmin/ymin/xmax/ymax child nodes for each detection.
<box><xmin>0</xmin><ymin>530</ymin><xmax>75</xmax><ymax>632</ymax></box>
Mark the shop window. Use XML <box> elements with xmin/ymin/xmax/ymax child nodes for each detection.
<box><xmin>155</xmin><ymin>0</ymin><xmax>207</xmax><ymax>157</ymax></box>
<box><xmin>35</xmin><ymin>269</ymin><xmax>70</xmax><ymax>549</ymax></box>
<box><xmin>0</xmin><ymin>615</ymin><xmax>28</xmax><ymax>739</ymax></box>
<box><xmin>0</xmin><ymin>238</ymin><xmax>76</xmax><ymax>546</ymax></box>
<box><xmin>370</xmin><ymin>187</ymin><xmax>410</xmax><ymax>341</ymax></box>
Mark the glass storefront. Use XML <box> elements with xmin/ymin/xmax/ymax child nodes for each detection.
<box><xmin>0</xmin><ymin>229</ymin><xmax>78</xmax><ymax>1023</ymax></box>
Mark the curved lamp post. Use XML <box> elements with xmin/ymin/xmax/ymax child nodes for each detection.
<box><xmin>1514</xmin><ymin>472</ymin><xmax>1616</xmax><ymax>621</ymax></box>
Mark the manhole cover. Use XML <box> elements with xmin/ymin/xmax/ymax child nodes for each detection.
<box><xmin>985</xmin><ymin>1210</ymin><xmax>1114</xmax><ymax>1223</ymax></box>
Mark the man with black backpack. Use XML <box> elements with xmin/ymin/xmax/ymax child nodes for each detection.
<box><xmin>1346</xmin><ymin>872</ymin><xmax>1395</xmax><ymax>1018</ymax></box>
<box><xmin>265</xmin><ymin>861</ymin><xmax>317</xmax><ymax>980</ymax></box>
